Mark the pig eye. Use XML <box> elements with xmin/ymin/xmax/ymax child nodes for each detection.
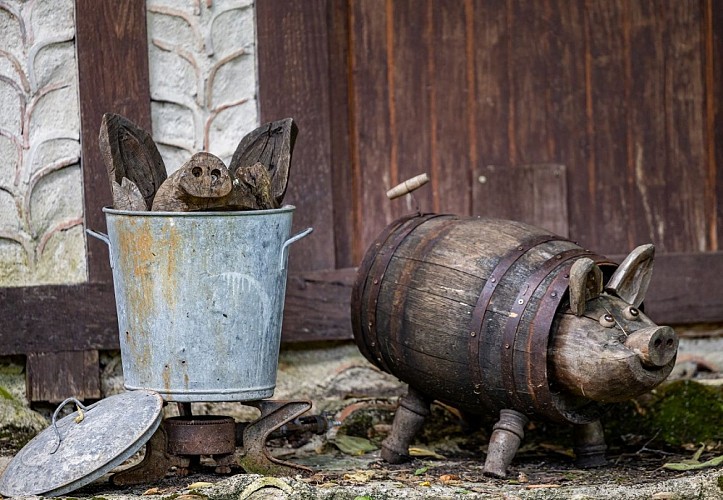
<box><xmin>623</xmin><ymin>307</ymin><xmax>640</xmax><ymax>321</ymax></box>
<box><xmin>599</xmin><ymin>314</ymin><xmax>616</xmax><ymax>328</ymax></box>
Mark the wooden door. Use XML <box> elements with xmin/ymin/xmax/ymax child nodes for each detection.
<box><xmin>257</xmin><ymin>0</ymin><xmax>723</xmax><ymax>326</ymax></box>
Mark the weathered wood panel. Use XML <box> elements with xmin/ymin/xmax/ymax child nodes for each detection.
<box><xmin>26</xmin><ymin>351</ymin><xmax>100</xmax><ymax>403</ymax></box>
<box><xmin>474</xmin><ymin>164</ymin><xmax>568</xmax><ymax>237</ymax></box>
<box><xmin>348</xmin><ymin>0</ymin><xmax>396</xmax><ymax>262</ymax></box>
<box><xmin>256</xmin><ymin>0</ymin><xmax>336</xmax><ymax>272</ymax></box>
<box><xmin>429</xmin><ymin>0</ymin><xmax>473</xmax><ymax>215</ymax></box>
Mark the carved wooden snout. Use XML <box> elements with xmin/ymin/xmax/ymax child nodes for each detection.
<box><xmin>624</xmin><ymin>326</ymin><xmax>678</xmax><ymax>368</ymax></box>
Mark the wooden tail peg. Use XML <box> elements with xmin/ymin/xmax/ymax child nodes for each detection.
<box><xmin>386</xmin><ymin>173</ymin><xmax>430</xmax><ymax>200</ymax></box>
<box><xmin>483</xmin><ymin>409</ymin><xmax>528</xmax><ymax>478</ymax></box>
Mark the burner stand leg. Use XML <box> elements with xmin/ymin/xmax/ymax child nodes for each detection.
<box><xmin>240</xmin><ymin>400</ymin><xmax>313</xmax><ymax>476</ymax></box>
<box><xmin>111</xmin><ymin>425</ymin><xmax>189</xmax><ymax>486</ymax></box>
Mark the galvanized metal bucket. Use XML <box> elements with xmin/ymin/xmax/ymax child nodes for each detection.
<box><xmin>90</xmin><ymin>206</ymin><xmax>311</xmax><ymax>402</ymax></box>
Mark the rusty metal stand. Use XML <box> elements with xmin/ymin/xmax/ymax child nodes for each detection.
<box><xmin>111</xmin><ymin>399</ymin><xmax>315</xmax><ymax>485</ymax></box>
<box><xmin>483</xmin><ymin>409</ymin><xmax>529</xmax><ymax>478</ymax></box>
<box><xmin>111</xmin><ymin>425</ymin><xmax>188</xmax><ymax>486</ymax></box>
<box><xmin>573</xmin><ymin>420</ymin><xmax>607</xmax><ymax>468</ymax></box>
<box><xmin>239</xmin><ymin>400</ymin><xmax>314</xmax><ymax>476</ymax></box>
<box><xmin>381</xmin><ymin>386</ymin><xmax>431</xmax><ymax>464</ymax></box>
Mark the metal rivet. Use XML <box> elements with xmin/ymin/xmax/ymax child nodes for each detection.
<box><xmin>373</xmin><ymin>279</ymin><xmax>379</xmax><ymax>285</ymax></box>
<box><xmin>504</xmin><ymin>344</ymin><xmax>510</xmax><ymax>349</ymax></box>
<box><xmin>371</xmin><ymin>342</ymin><xmax>376</xmax><ymax>347</ymax></box>
<box><xmin>551</xmin><ymin>292</ymin><xmax>558</xmax><ymax>297</ymax></box>
<box><xmin>517</xmin><ymin>246</ymin><xmax>524</xmax><ymax>251</ymax></box>
<box><xmin>556</xmin><ymin>254</ymin><xmax>562</xmax><ymax>259</ymax></box>
<box><xmin>490</xmin><ymin>277</ymin><xmax>496</xmax><ymax>283</ymax></box>
<box><xmin>470</xmin><ymin>331</ymin><xmax>476</xmax><ymax>337</ymax></box>
<box><xmin>517</xmin><ymin>299</ymin><xmax>524</xmax><ymax>305</ymax></box>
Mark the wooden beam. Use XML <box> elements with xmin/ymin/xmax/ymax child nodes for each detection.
<box><xmin>26</xmin><ymin>351</ymin><xmax>101</xmax><ymax>403</ymax></box>
<box><xmin>76</xmin><ymin>0</ymin><xmax>153</xmax><ymax>284</ymax></box>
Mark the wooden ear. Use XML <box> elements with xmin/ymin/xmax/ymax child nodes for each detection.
<box><xmin>605</xmin><ymin>244</ymin><xmax>655</xmax><ymax>307</ymax></box>
<box><xmin>99</xmin><ymin>113</ymin><xmax>167</xmax><ymax>209</ymax></box>
<box><xmin>228</xmin><ymin>118</ymin><xmax>298</xmax><ymax>206</ymax></box>
<box><xmin>569</xmin><ymin>257</ymin><xmax>603</xmax><ymax>316</ymax></box>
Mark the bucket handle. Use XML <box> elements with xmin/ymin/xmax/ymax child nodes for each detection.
<box><xmin>280</xmin><ymin>227</ymin><xmax>313</xmax><ymax>271</ymax></box>
<box><xmin>49</xmin><ymin>397</ymin><xmax>90</xmax><ymax>454</ymax></box>
<box><xmin>86</xmin><ymin>229</ymin><xmax>113</xmax><ymax>268</ymax></box>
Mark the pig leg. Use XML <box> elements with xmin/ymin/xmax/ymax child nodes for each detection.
<box><xmin>381</xmin><ymin>386</ymin><xmax>431</xmax><ymax>464</ymax></box>
<box><xmin>483</xmin><ymin>409</ymin><xmax>528</xmax><ymax>478</ymax></box>
<box><xmin>573</xmin><ymin>420</ymin><xmax>607</xmax><ymax>467</ymax></box>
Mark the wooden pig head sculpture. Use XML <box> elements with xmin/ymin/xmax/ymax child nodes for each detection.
<box><xmin>99</xmin><ymin>113</ymin><xmax>298</xmax><ymax>212</ymax></box>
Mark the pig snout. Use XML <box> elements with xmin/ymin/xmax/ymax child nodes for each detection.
<box><xmin>624</xmin><ymin>326</ymin><xmax>678</xmax><ymax>368</ymax></box>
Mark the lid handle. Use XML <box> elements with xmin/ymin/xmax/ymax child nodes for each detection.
<box><xmin>50</xmin><ymin>398</ymin><xmax>89</xmax><ymax>454</ymax></box>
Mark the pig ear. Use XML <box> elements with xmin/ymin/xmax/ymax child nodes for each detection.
<box><xmin>568</xmin><ymin>257</ymin><xmax>603</xmax><ymax>316</ymax></box>
<box><xmin>605</xmin><ymin>244</ymin><xmax>655</xmax><ymax>307</ymax></box>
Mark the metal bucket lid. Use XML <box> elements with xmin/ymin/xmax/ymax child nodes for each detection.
<box><xmin>0</xmin><ymin>390</ymin><xmax>163</xmax><ymax>497</ymax></box>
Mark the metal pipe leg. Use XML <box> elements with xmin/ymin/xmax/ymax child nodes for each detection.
<box><xmin>483</xmin><ymin>409</ymin><xmax>528</xmax><ymax>478</ymax></box>
<box><xmin>573</xmin><ymin>420</ymin><xmax>607</xmax><ymax>468</ymax></box>
<box><xmin>381</xmin><ymin>386</ymin><xmax>431</xmax><ymax>464</ymax></box>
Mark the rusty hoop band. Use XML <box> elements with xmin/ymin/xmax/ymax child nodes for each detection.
<box><xmin>501</xmin><ymin>248</ymin><xmax>596</xmax><ymax>413</ymax></box>
<box><xmin>526</xmin><ymin>255</ymin><xmax>617</xmax><ymax>423</ymax></box>
<box><xmin>386</xmin><ymin>217</ymin><xmax>461</xmax><ymax>375</ymax></box>
<box><xmin>468</xmin><ymin>233</ymin><xmax>561</xmax><ymax>409</ymax></box>
<box><xmin>352</xmin><ymin>213</ymin><xmax>452</xmax><ymax>372</ymax></box>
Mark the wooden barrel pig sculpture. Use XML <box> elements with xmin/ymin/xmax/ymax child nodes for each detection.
<box><xmin>351</xmin><ymin>213</ymin><xmax>678</xmax><ymax>477</ymax></box>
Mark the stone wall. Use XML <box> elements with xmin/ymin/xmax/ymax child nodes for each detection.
<box><xmin>146</xmin><ymin>0</ymin><xmax>258</xmax><ymax>173</ymax></box>
<box><xmin>0</xmin><ymin>0</ymin><xmax>260</xmax><ymax>287</ymax></box>
<box><xmin>0</xmin><ymin>0</ymin><xmax>85</xmax><ymax>287</ymax></box>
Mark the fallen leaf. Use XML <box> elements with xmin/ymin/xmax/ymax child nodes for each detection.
<box><xmin>651</xmin><ymin>492</ymin><xmax>677</xmax><ymax>500</ymax></box>
<box><xmin>408</xmin><ymin>446</ymin><xmax>446</xmax><ymax>460</ymax></box>
<box><xmin>187</xmin><ymin>481</ymin><xmax>214</xmax><ymax>489</ymax></box>
<box><xmin>526</xmin><ymin>484</ymin><xmax>561</xmax><ymax>489</ymax></box>
<box><xmin>439</xmin><ymin>474</ymin><xmax>460</xmax><ymax>484</ymax></box>
<box><xmin>419</xmin><ymin>481</ymin><xmax>431</xmax><ymax>487</ymax></box>
<box><xmin>663</xmin><ymin>454</ymin><xmax>723</xmax><ymax>471</ymax></box>
<box><xmin>414</xmin><ymin>466</ymin><xmax>429</xmax><ymax>476</ymax></box>
<box><xmin>142</xmin><ymin>487</ymin><xmax>159</xmax><ymax>495</ymax></box>
<box><xmin>333</xmin><ymin>434</ymin><xmax>378</xmax><ymax>456</ymax></box>
<box><xmin>344</xmin><ymin>470</ymin><xmax>375</xmax><ymax>483</ymax></box>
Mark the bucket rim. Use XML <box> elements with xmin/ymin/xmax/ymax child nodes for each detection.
<box><xmin>103</xmin><ymin>204</ymin><xmax>296</xmax><ymax>217</ymax></box>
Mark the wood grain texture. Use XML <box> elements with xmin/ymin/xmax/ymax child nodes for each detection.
<box><xmin>256</xmin><ymin>0</ymin><xmax>336</xmax><ymax>272</ymax></box>
<box><xmin>328</xmin><ymin>0</ymin><xmax>355</xmax><ymax>268</ymax></box>
<box><xmin>282</xmin><ymin>268</ymin><xmax>356</xmax><ymax>342</ymax></box>
<box><xmin>26</xmin><ymin>351</ymin><xmax>101</xmax><ymax>403</ymax></box>
<box><xmin>474</xmin><ymin>164</ymin><xmax>568</xmax><ymax>237</ymax></box>
<box><xmin>76</xmin><ymin>0</ymin><xmax>153</xmax><ymax>283</ymax></box>
<box><xmin>348</xmin><ymin>0</ymin><xmax>395</xmax><ymax>262</ymax></box>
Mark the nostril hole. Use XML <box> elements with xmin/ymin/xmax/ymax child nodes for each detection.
<box><xmin>192</xmin><ymin>166</ymin><xmax>202</xmax><ymax>177</ymax></box>
<box><xmin>654</xmin><ymin>338</ymin><xmax>662</xmax><ymax>348</ymax></box>
<box><xmin>666</xmin><ymin>339</ymin><xmax>674</xmax><ymax>347</ymax></box>
<box><xmin>211</xmin><ymin>168</ymin><xmax>221</xmax><ymax>181</ymax></box>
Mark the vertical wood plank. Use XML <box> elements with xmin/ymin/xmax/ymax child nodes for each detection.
<box><xmin>256</xmin><ymin>0</ymin><xmax>336</xmax><ymax>272</ymax></box>
<box><xmin>387</xmin><ymin>0</ymin><xmax>434</xmax><ymax>217</ymax></box>
<box><xmin>76</xmin><ymin>0</ymin><xmax>152</xmax><ymax>284</ymax></box>
<box><xmin>349</xmin><ymin>0</ymin><xmax>395</xmax><ymax>262</ymax></box>
<box><xmin>328</xmin><ymin>0</ymin><xmax>355</xmax><ymax>268</ymax></box>
<box><xmin>429</xmin><ymin>0</ymin><xmax>473</xmax><ymax>215</ymax></box>
<box><xmin>579</xmin><ymin>0</ymin><xmax>630</xmax><ymax>253</ymax></box>
<box><xmin>26</xmin><ymin>351</ymin><xmax>100</xmax><ymax>403</ymax></box>
<box><xmin>472</xmin><ymin>0</ymin><xmax>510</xmax><ymax>200</ymax></box>
<box><xmin>712</xmin><ymin>0</ymin><xmax>723</xmax><ymax>249</ymax></box>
